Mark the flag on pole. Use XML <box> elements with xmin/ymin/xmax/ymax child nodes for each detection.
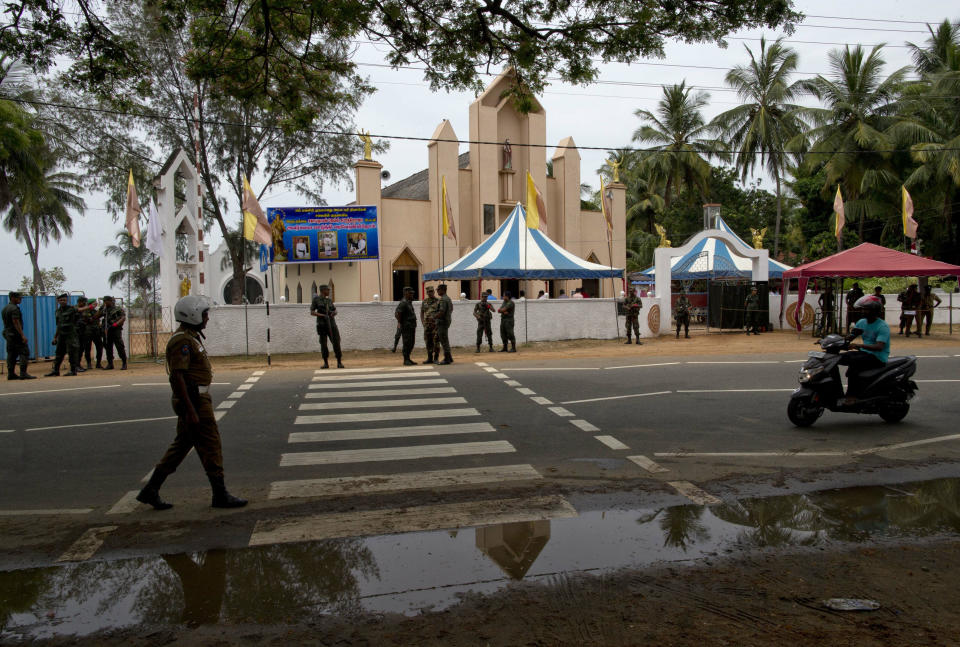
<box><xmin>600</xmin><ymin>177</ymin><xmax>614</xmax><ymax>243</ymax></box>
<box><xmin>442</xmin><ymin>175</ymin><xmax>457</xmax><ymax>242</ymax></box>
<box><xmin>125</xmin><ymin>169</ymin><xmax>141</xmax><ymax>247</ymax></box>
<box><xmin>525</xmin><ymin>171</ymin><xmax>547</xmax><ymax>231</ymax></box>
<box><xmin>145</xmin><ymin>198</ymin><xmax>163</xmax><ymax>258</ymax></box>
<box><xmin>242</xmin><ymin>174</ymin><xmax>272</xmax><ymax>246</ymax></box>
<box><xmin>833</xmin><ymin>186</ymin><xmax>845</xmax><ymax>241</ymax></box>
<box><xmin>902</xmin><ymin>185</ymin><xmax>918</xmax><ymax>239</ymax></box>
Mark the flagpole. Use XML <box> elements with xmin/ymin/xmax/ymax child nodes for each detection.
<box><xmin>524</xmin><ymin>200</ymin><xmax>529</xmax><ymax>344</ymax></box>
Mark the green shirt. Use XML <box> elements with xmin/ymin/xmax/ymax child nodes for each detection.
<box><xmin>421</xmin><ymin>296</ymin><xmax>440</xmax><ymax>324</ymax></box>
<box><xmin>745</xmin><ymin>294</ymin><xmax>760</xmax><ymax>311</ymax></box>
<box><xmin>104</xmin><ymin>305</ymin><xmax>125</xmax><ymax>329</ymax></box>
<box><xmin>2</xmin><ymin>302</ymin><xmax>23</xmax><ymax>340</ymax></box>
<box><xmin>499</xmin><ymin>299</ymin><xmax>515</xmax><ymax>320</ymax></box>
<box><xmin>395</xmin><ymin>298</ymin><xmax>417</xmax><ymax>328</ymax></box>
<box><xmin>473</xmin><ymin>301</ymin><xmax>493</xmax><ymax>322</ymax></box>
<box><xmin>675</xmin><ymin>295</ymin><xmax>691</xmax><ymax>316</ymax></box>
<box><xmin>55</xmin><ymin>304</ymin><xmax>79</xmax><ymax>336</ymax></box>
<box><xmin>436</xmin><ymin>294</ymin><xmax>453</xmax><ymax>324</ymax></box>
<box><xmin>623</xmin><ymin>295</ymin><xmax>642</xmax><ymax>316</ymax></box>
<box><xmin>310</xmin><ymin>295</ymin><xmax>338</xmax><ymax>330</ymax></box>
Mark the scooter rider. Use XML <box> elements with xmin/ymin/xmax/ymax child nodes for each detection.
<box><xmin>840</xmin><ymin>294</ymin><xmax>890</xmax><ymax>405</ymax></box>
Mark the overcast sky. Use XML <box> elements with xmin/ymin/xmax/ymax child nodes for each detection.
<box><xmin>2</xmin><ymin>0</ymin><xmax>957</xmax><ymax>298</ymax></box>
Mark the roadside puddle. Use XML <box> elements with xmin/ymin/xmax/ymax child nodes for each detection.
<box><xmin>4</xmin><ymin>476</ymin><xmax>960</xmax><ymax>639</ymax></box>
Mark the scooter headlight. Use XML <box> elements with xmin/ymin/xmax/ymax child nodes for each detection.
<box><xmin>798</xmin><ymin>366</ymin><xmax>824</xmax><ymax>383</ymax></box>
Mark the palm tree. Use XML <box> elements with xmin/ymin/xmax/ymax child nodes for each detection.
<box><xmin>632</xmin><ymin>82</ymin><xmax>723</xmax><ymax>210</ymax></box>
<box><xmin>104</xmin><ymin>230</ymin><xmax>158</xmax><ymax>307</ymax></box>
<box><xmin>799</xmin><ymin>45</ymin><xmax>909</xmax><ymax>239</ymax></box>
<box><xmin>907</xmin><ymin>19</ymin><xmax>960</xmax><ymax>75</ymax></box>
<box><xmin>711</xmin><ymin>37</ymin><xmax>806</xmax><ymax>257</ymax></box>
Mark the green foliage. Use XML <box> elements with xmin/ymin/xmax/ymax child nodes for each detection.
<box><xmin>805</xmin><ymin>230</ymin><xmax>860</xmax><ymax>261</ymax></box>
<box><xmin>18</xmin><ymin>266</ymin><xmax>67</xmax><ymax>295</ymax></box>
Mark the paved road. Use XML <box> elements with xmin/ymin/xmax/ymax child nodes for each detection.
<box><xmin>2</xmin><ymin>345</ymin><xmax>959</xmax><ymax>567</ymax></box>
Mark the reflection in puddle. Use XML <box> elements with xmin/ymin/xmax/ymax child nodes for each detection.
<box><xmin>4</xmin><ymin>477</ymin><xmax>960</xmax><ymax>639</ymax></box>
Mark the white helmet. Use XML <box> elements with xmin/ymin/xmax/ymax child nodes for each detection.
<box><xmin>174</xmin><ymin>295</ymin><xmax>211</xmax><ymax>325</ymax></box>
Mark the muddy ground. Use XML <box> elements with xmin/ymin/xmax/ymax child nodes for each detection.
<box><xmin>24</xmin><ymin>537</ymin><xmax>959</xmax><ymax>646</ymax></box>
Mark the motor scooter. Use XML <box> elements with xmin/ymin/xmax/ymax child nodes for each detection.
<box><xmin>787</xmin><ymin>333</ymin><xmax>918</xmax><ymax>427</ymax></box>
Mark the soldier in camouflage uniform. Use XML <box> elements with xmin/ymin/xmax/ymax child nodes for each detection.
<box><xmin>395</xmin><ymin>286</ymin><xmax>418</xmax><ymax>366</ymax></box>
<box><xmin>102</xmin><ymin>295</ymin><xmax>128</xmax><ymax>369</ymax></box>
<box><xmin>3</xmin><ymin>291</ymin><xmax>36</xmax><ymax>380</ymax></box>
<box><xmin>78</xmin><ymin>296</ymin><xmax>105</xmax><ymax>369</ymax></box>
<box><xmin>310</xmin><ymin>284</ymin><xmax>344</xmax><ymax>369</ymax></box>
<box><xmin>623</xmin><ymin>288</ymin><xmax>643</xmax><ymax>345</ymax></box>
<box><xmin>435</xmin><ymin>284</ymin><xmax>454</xmax><ymax>365</ymax></box>
<box><xmin>473</xmin><ymin>293</ymin><xmax>494</xmax><ymax>352</ymax></box>
<box><xmin>420</xmin><ymin>285</ymin><xmax>440</xmax><ymax>364</ymax></box>
<box><xmin>46</xmin><ymin>293</ymin><xmax>81</xmax><ymax>376</ymax></box>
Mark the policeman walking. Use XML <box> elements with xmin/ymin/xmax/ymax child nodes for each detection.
<box><xmin>420</xmin><ymin>285</ymin><xmax>440</xmax><ymax>364</ymax></box>
<box><xmin>46</xmin><ymin>293</ymin><xmax>82</xmax><ymax>376</ymax></box>
<box><xmin>395</xmin><ymin>286</ymin><xmax>418</xmax><ymax>366</ymax></box>
<box><xmin>623</xmin><ymin>288</ymin><xmax>643</xmax><ymax>345</ymax></box>
<box><xmin>473</xmin><ymin>293</ymin><xmax>494</xmax><ymax>353</ymax></box>
<box><xmin>102</xmin><ymin>295</ymin><xmax>128</xmax><ymax>370</ymax></box>
<box><xmin>435</xmin><ymin>284</ymin><xmax>454</xmax><ymax>365</ymax></box>
<box><xmin>135</xmin><ymin>295</ymin><xmax>247</xmax><ymax>510</ymax></box>
<box><xmin>498</xmin><ymin>290</ymin><xmax>517</xmax><ymax>352</ymax></box>
<box><xmin>3</xmin><ymin>292</ymin><xmax>36</xmax><ymax>380</ymax></box>
<box><xmin>310</xmin><ymin>284</ymin><xmax>344</xmax><ymax>369</ymax></box>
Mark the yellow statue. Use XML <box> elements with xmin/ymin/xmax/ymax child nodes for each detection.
<box><xmin>358</xmin><ymin>129</ymin><xmax>373</xmax><ymax>161</ymax></box>
<box><xmin>750</xmin><ymin>227</ymin><xmax>767</xmax><ymax>249</ymax></box>
<box><xmin>607</xmin><ymin>158</ymin><xmax>621</xmax><ymax>183</ymax></box>
<box><xmin>271</xmin><ymin>216</ymin><xmax>288</xmax><ymax>261</ymax></box>
<box><xmin>654</xmin><ymin>223</ymin><xmax>671</xmax><ymax>248</ymax></box>
<box><xmin>179</xmin><ymin>276</ymin><xmax>191</xmax><ymax>297</ymax></box>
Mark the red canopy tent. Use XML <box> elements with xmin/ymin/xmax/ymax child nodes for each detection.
<box><xmin>782</xmin><ymin>243</ymin><xmax>960</xmax><ymax>331</ymax></box>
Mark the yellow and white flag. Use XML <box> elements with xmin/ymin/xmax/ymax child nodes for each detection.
<box><xmin>600</xmin><ymin>177</ymin><xmax>614</xmax><ymax>243</ymax></box>
<box><xmin>833</xmin><ymin>186</ymin><xmax>845</xmax><ymax>241</ymax></box>
<box><xmin>902</xmin><ymin>186</ymin><xmax>918</xmax><ymax>239</ymax></box>
<box><xmin>242</xmin><ymin>174</ymin><xmax>272</xmax><ymax>246</ymax></box>
<box><xmin>525</xmin><ymin>171</ymin><xmax>547</xmax><ymax>231</ymax></box>
<box><xmin>442</xmin><ymin>176</ymin><xmax>457</xmax><ymax>242</ymax></box>
<box><xmin>125</xmin><ymin>169</ymin><xmax>141</xmax><ymax>247</ymax></box>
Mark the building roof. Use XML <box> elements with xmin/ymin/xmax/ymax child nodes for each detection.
<box><xmin>381</xmin><ymin>152</ymin><xmax>470</xmax><ymax>200</ymax></box>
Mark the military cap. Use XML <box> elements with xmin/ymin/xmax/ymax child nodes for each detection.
<box><xmin>57</xmin><ymin>292</ymin><xmax>69</xmax><ymax>299</ymax></box>
<box><xmin>318</xmin><ymin>284</ymin><xmax>329</xmax><ymax>290</ymax></box>
<box><xmin>403</xmin><ymin>286</ymin><xmax>414</xmax><ymax>292</ymax></box>
<box><xmin>437</xmin><ymin>284</ymin><xmax>447</xmax><ymax>289</ymax></box>
<box><xmin>425</xmin><ymin>285</ymin><xmax>435</xmax><ymax>291</ymax></box>
<box><xmin>503</xmin><ymin>290</ymin><xmax>512</xmax><ymax>297</ymax></box>
<box><xmin>103</xmin><ymin>295</ymin><xmax>114</xmax><ymax>301</ymax></box>
<box><xmin>8</xmin><ymin>291</ymin><xmax>21</xmax><ymax>299</ymax></box>
<box><xmin>77</xmin><ymin>295</ymin><xmax>88</xmax><ymax>303</ymax></box>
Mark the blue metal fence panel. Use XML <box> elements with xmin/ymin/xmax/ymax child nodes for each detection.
<box><xmin>1</xmin><ymin>294</ymin><xmax>80</xmax><ymax>361</ymax></box>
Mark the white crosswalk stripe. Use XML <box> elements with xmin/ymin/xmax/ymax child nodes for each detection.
<box><xmin>313</xmin><ymin>365</ymin><xmax>437</xmax><ymax>374</ymax></box>
<box><xmin>305</xmin><ymin>386</ymin><xmax>456</xmax><ymax>399</ymax></box>
<box><xmin>312</xmin><ymin>371</ymin><xmax>436</xmax><ymax>382</ymax></box>
<box><xmin>308</xmin><ymin>378</ymin><xmax>448</xmax><ymax>389</ymax></box>
<box><xmin>289</xmin><ymin>421</ymin><xmax>495</xmax><ymax>443</ymax></box>
<box><xmin>280</xmin><ymin>440</ymin><xmax>516</xmax><ymax>466</ymax></box>
<box><xmin>299</xmin><ymin>396</ymin><xmax>466</xmax><ymax>410</ymax></box>
<box><xmin>295</xmin><ymin>408</ymin><xmax>480</xmax><ymax>425</ymax></box>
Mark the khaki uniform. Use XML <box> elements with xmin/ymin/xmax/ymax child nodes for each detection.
<box><xmin>154</xmin><ymin>328</ymin><xmax>224</xmax><ymax>480</ymax></box>
<box><xmin>623</xmin><ymin>294</ymin><xmax>642</xmax><ymax>340</ymax></box>
<box><xmin>421</xmin><ymin>296</ymin><xmax>440</xmax><ymax>359</ymax></box>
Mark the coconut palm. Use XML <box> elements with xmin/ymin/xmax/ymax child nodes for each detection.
<box><xmin>908</xmin><ymin>19</ymin><xmax>960</xmax><ymax>75</ymax></box>
<box><xmin>710</xmin><ymin>37</ymin><xmax>806</xmax><ymax>257</ymax></box>
<box><xmin>104</xmin><ymin>230</ymin><xmax>159</xmax><ymax>316</ymax></box>
<box><xmin>799</xmin><ymin>45</ymin><xmax>909</xmax><ymax>239</ymax></box>
<box><xmin>632</xmin><ymin>82</ymin><xmax>724</xmax><ymax>210</ymax></box>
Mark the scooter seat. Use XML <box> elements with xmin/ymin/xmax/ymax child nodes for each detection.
<box><xmin>857</xmin><ymin>356</ymin><xmax>913</xmax><ymax>380</ymax></box>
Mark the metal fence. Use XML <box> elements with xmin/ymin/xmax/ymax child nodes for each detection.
<box><xmin>127</xmin><ymin>306</ymin><xmax>175</xmax><ymax>361</ymax></box>
<box><xmin>0</xmin><ymin>293</ymin><xmax>81</xmax><ymax>362</ymax></box>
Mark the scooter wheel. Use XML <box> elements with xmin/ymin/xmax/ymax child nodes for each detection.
<box><xmin>788</xmin><ymin>398</ymin><xmax>823</xmax><ymax>427</ymax></box>
<box><xmin>879</xmin><ymin>401</ymin><xmax>909</xmax><ymax>423</ymax></box>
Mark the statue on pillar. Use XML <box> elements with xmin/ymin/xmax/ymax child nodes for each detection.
<box><xmin>608</xmin><ymin>158</ymin><xmax>621</xmax><ymax>183</ymax></box>
<box><xmin>750</xmin><ymin>227</ymin><xmax>767</xmax><ymax>250</ymax></box>
<box><xmin>502</xmin><ymin>139</ymin><xmax>512</xmax><ymax>170</ymax></box>
<box><xmin>654</xmin><ymin>223</ymin><xmax>671</xmax><ymax>248</ymax></box>
<box><xmin>179</xmin><ymin>275</ymin><xmax>192</xmax><ymax>297</ymax></box>
<box><xmin>358</xmin><ymin>129</ymin><xmax>373</xmax><ymax>161</ymax></box>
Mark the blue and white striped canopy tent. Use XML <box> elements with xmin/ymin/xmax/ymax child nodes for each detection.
<box><xmin>635</xmin><ymin>216</ymin><xmax>791</xmax><ymax>280</ymax></box>
<box><xmin>424</xmin><ymin>203</ymin><xmax>623</xmax><ymax>280</ymax></box>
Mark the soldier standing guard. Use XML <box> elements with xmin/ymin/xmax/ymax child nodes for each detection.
<box><xmin>102</xmin><ymin>295</ymin><xmax>128</xmax><ymax>370</ymax></box>
<box><xmin>420</xmin><ymin>285</ymin><xmax>440</xmax><ymax>364</ymax></box>
<box><xmin>498</xmin><ymin>291</ymin><xmax>517</xmax><ymax>352</ymax></box>
<box><xmin>46</xmin><ymin>293</ymin><xmax>82</xmax><ymax>376</ymax></box>
<box><xmin>435</xmin><ymin>284</ymin><xmax>454</xmax><ymax>365</ymax></box>
<box><xmin>675</xmin><ymin>290</ymin><xmax>692</xmax><ymax>339</ymax></box>
<box><xmin>3</xmin><ymin>292</ymin><xmax>36</xmax><ymax>380</ymax></box>
<box><xmin>310</xmin><ymin>284</ymin><xmax>344</xmax><ymax>369</ymax></box>
<box><xmin>395</xmin><ymin>286</ymin><xmax>418</xmax><ymax>366</ymax></box>
<box><xmin>744</xmin><ymin>287</ymin><xmax>761</xmax><ymax>335</ymax></box>
<box><xmin>78</xmin><ymin>296</ymin><xmax>105</xmax><ymax>369</ymax></box>
<box><xmin>135</xmin><ymin>295</ymin><xmax>247</xmax><ymax>510</ymax></box>
<box><xmin>623</xmin><ymin>288</ymin><xmax>643</xmax><ymax>345</ymax></box>
<box><xmin>473</xmin><ymin>293</ymin><xmax>494</xmax><ymax>353</ymax></box>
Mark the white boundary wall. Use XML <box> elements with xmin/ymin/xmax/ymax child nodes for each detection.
<box><xmin>768</xmin><ymin>291</ymin><xmax>958</xmax><ymax>330</ymax></box>
<box><xmin>202</xmin><ymin>298</ymin><xmax>664</xmax><ymax>356</ymax></box>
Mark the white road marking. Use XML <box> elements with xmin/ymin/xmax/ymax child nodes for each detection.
<box><xmin>280</xmin><ymin>440</ymin><xmax>516</xmax><ymax>466</ymax></box>
<box><xmin>305</xmin><ymin>387</ymin><xmax>456</xmax><ymax>399</ymax></box>
<box><xmin>655</xmin><ymin>451</ymin><xmax>845</xmax><ymax>458</ymax></box>
<box><xmin>504</xmin><ymin>380</ymin><xmax>521</xmax><ymax>387</ymax></box>
<box><xmin>530</xmin><ymin>396</ymin><xmax>553</xmax><ymax>405</ymax></box>
<box><xmin>269</xmin><ymin>464</ymin><xmax>542</xmax><ymax>500</ymax></box>
<box><xmin>916</xmin><ymin>355</ymin><xmax>951</xmax><ymax>358</ymax></box>
<box><xmin>0</xmin><ymin>508</ymin><xmax>92</xmax><ymax>516</ymax></box>
<box><xmin>27</xmin><ymin>416</ymin><xmax>176</xmax><ymax>432</ymax></box>
<box><xmin>130</xmin><ymin>382</ymin><xmax>231</xmax><ymax>386</ymax></box>
<box><xmin>516</xmin><ymin>387</ymin><xmax>536</xmax><ymax>395</ymax></box>
<box><xmin>853</xmin><ymin>433</ymin><xmax>960</xmax><ymax>456</ymax></box>
<box><xmin>0</xmin><ymin>429</ymin><xmax>13</xmax><ymax>434</ymax></box>
<box><xmin>249</xmin><ymin>495</ymin><xmax>576</xmax><ymax>545</ymax></box>
<box><xmin>56</xmin><ymin>526</ymin><xmax>118</xmax><ymax>563</ymax></box>
<box><xmin>252</xmin><ymin>370</ymin><xmax>266</xmax><ymax>375</ymax></box>
<box><xmin>308</xmin><ymin>378</ymin><xmax>447</xmax><ymax>389</ymax></box>
<box><xmin>499</xmin><ymin>367</ymin><xmax>600</xmax><ymax>371</ymax></box>
<box><xmin>214</xmin><ymin>410</ymin><xmax>227</xmax><ymax>421</ymax></box>
<box><xmin>289</xmin><ymin>422</ymin><xmax>496</xmax><ymax>443</ymax></box>
<box><xmin>299</xmin><ymin>396</ymin><xmax>466</xmax><ymax>410</ymax></box>
<box><xmin>562</xmin><ymin>391</ymin><xmax>672</xmax><ymax>405</ymax></box>
<box><xmin>916</xmin><ymin>379</ymin><xmax>960</xmax><ymax>383</ymax></box>
<box><xmin>782</xmin><ymin>360</ymin><xmax>808</xmax><ymax>363</ymax></box>
<box><xmin>604</xmin><ymin>362</ymin><xmax>681</xmax><ymax>370</ymax></box>
<box><xmin>595</xmin><ymin>435</ymin><xmax>629</xmax><ymax>450</ymax></box>
<box><xmin>493</xmin><ymin>373</ymin><xmax>508</xmax><ymax>379</ymax></box>
<box><xmin>668</xmin><ymin>481</ymin><xmax>722</xmax><ymax>505</ymax></box>
<box><xmin>228</xmin><ymin>391</ymin><xmax>244</xmax><ymax>399</ymax></box>
<box><xmin>0</xmin><ymin>384</ymin><xmax>121</xmax><ymax>396</ymax></box>
<box><xmin>570</xmin><ymin>419</ymin><xmax>599</xmax><ymax>432</ymax></box>
<box><xmin>676</xmin><ymin>388</ymin><xmax>795</xmax><ymax>393</ymax></box>
<box><xmin>686</xmin><ymin>361</ymin><xmax>781</xmax><ymax>365</ymax></box>
<box><xmin>106</xmin><ymin>490</ymin><xmax>142</xmax><ymax>515</ymax></box>
<box><xmin>474</xmin><ymin>362</ymin><xmax>489</xmax><ymax>366</ymax></box>
<box><xmin>216</xmin><ymin>400</ymin><xmax>237</xmax><ymax>410</ymax></box>
<box><xmin>628</xmin><ymin>455</ymin><xmax>669</xmax><ymax>474</ymax></box>
<box><xmin>483</xmin><ymin>367</ymin><xmax>498</xmax><ymax>373</ymax></box>
<box><xmin>295</xmin><ymin>408</ymin><xmax>479</xmax><ymax>425</ymax></box>
<box><xmin>237</xmin><ymin>383</ymin><xmax>253</xmax><ymax>390</ymax></box>
<box><xmin>548</xmin><ymin>406</ymin><xmax>575</xmax><ymax>417</ymax></box>
<box><xmin>311</xmin><ymin>372</ymin><xmax>435</xmax><ymax>382</ymax></box>
<box><xmin>313</xmin><ymin>366</ymin><xmax>436</xmax><ymax>374</ymax></box>
<box><xmin>245</xmin><ymin>376</ymin><xmax>260</xmax><ymax>383</ymax></box>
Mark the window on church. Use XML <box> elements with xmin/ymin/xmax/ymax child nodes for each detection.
<box><xmin>311</xmin><ymin>281</ymin><xmax>318</xmax><ymax>296</ymax></box>
<box><xmin>296</xmin><ymin>283</ymin><xmax>303</xmax><ymax>303</ymax></box>
<box><xmin>483</xmin><ymin>204</ymin><xmax>495</xmax><ymax>235</ymax></box>
<box><xmin>284</xmin><ymin>285</ymin><xmax>289</xmax><ymax>301</ymax></box>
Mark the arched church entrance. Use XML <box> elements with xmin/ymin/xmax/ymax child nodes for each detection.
<box><xmin>392</xmin><ymin>247</ymin><xmax>420</xmax><ymax>301</ymax></box>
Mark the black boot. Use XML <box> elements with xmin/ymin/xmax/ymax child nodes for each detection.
<box><xmin>45</xmin><ymin>363</ymin><xmax>61</xmax><ymax>377</ymax></box>
<box><xmin>19</xmin><ymin>363</ymin><xmax>36</xmax><ymax>380</ymax></box>
<box><xmin>136</xmin><ymin>471</ymin><xmax>173</xmax><ymax>510</ymax></box>
<box><xmin>105</xmin><ymin>361</ymin><xmax>114</xmax><ymax>370</ymax></box>
<box><xmin>96</xmin><ymin>361</ymin><xmax>104</xmax><ymax>369</ymax></box>
<box><xmin>508</xmin><ymin>344</ymin><xmax>516</xmax><ymax>353</ymax></box>
<box><xmin>500</xmin><ymin>346</ymin><xmax>508</xmax><ymax>352</ymax></box>
<box><xmin>488</xmin><ymin>343</ymin><xmax>494</xmax><ymax>353</ymax></box>
<box><xmin>337</xmin><ymin>359</ymin><xmax>345</xmax><ymax>368</ymax></box>
<box><xmin>427</xmin><ymin>352</ymin><xmax>435</xmax><ymax>363</ymax></box>
<box><xmin>209</xmin><ymin>475</ymin><xmax>247</xmax><ymax>508</ymax></box>
<box><xmin>121</xmin><ymin>359</ymin><xmax>127</xmax><ymax>370</ymax></box>
<box><xmin>321</xmin><ymin>359</ymin><xmax>329</xmax><ymax>369</ymax></box>
<box><xmin>475</xmin><ymin>345</ymin><xmax>481</xmax><ymax>353</ymax></box>
<box><xmin>438</xmin><ymin>354</ymin><xmax>453</xmax><ymax>365</ymax></box>
<box><xmin>625</xmin><ymin>338</ymin><xmax>632</xmax><ymax>344</ymax></box>
<box><xmin>403</xmin><ymin>357</ymin><xmax>417</xmax><ymax>366</ymax></box>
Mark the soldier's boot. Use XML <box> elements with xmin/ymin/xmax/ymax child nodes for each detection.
<box><xmin>488</xmin><ymin>342</ymin><xmax>494</xmax><ymax>353</ymax></box>
<box><xmin>136</xmin><ymin>471</ymin><xmax>173</xmax><ymax>510</ymax></box>
<box><xmin>20</xmin><ymin>366</ymin><xmax>37</xmax><ymax>380</ymax></box>
<box><xmin>337</xmin><ymin>358</ymin><xmax>345</xmax><ymax>369</ymax></box>
<box><xmin>105</xmin><ymin>360</ymin><xmax>114</xmax><ymax>370</ymax></box>
<box><xmin>121</xmin><ymin>360</ymin><xmax>127</xmax><ymax>370</ymax></box>
<box><xmin>625</xmin><ymin>337</ymin><xmax>632</xmax><ymax>344</ymax></box>
<box><xmin>85</xmin><ymin>359</ymin><xmax>92</xmax><ymax>369</ymax></box>
<box><xmin>438</xmin><ymin>354</ymin><xmax>453</xmax><ymax>365</ymax></box>
<box><xmin>209</xmin><ymin>475</ymin><xmax>248</xmax><ymax>509</ymax></box>
<box><xmin>403</xmin><ymin>357</ymin><xmax>417</xmax><ymax>366</ymax></box>
<box><xmin>500</xmin><ymin>346</ymin><xmax>508</xmax><ymax>352</ymax></box>
<box><xmin>391</xmin><ymin>339</ymin><xmax>399</xmax><ymax>353</ymax></box>
<box><xmin>475</xmin><ymin>344</ymin><xmax>481</xmax><ymax>353</ymax></box>
<box><xmin>321</xmin><ymin>358</ymin><xmax>329</xmax><ymax>369</ymax></box>
<box><xmin>45</xmin><ymin>361</ymin><xmax>61</xmax><ymax>377</ymax></box>
<box><xmin>96</xmin><ymin>360</ymin><xmax>104</xmax><ymax>369</ymax></box>
<box><xmin>426</xmin><ymin>351</ymin><xmax>435</xmax><ymax>363</ymax></box>
<box><xmin>636</xmin><ymin>338</ymin><xmax>643</xmax><ymax>345</ymax></box>
<box><xmin>6</xmin><ymin>360</ymin><xmax>17</xmax><ymax>380</ymax></box>
<box><xmin>508</xmin><ymin>344</ymin><xmax>517</xmax><ymax>353</ymax></box>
